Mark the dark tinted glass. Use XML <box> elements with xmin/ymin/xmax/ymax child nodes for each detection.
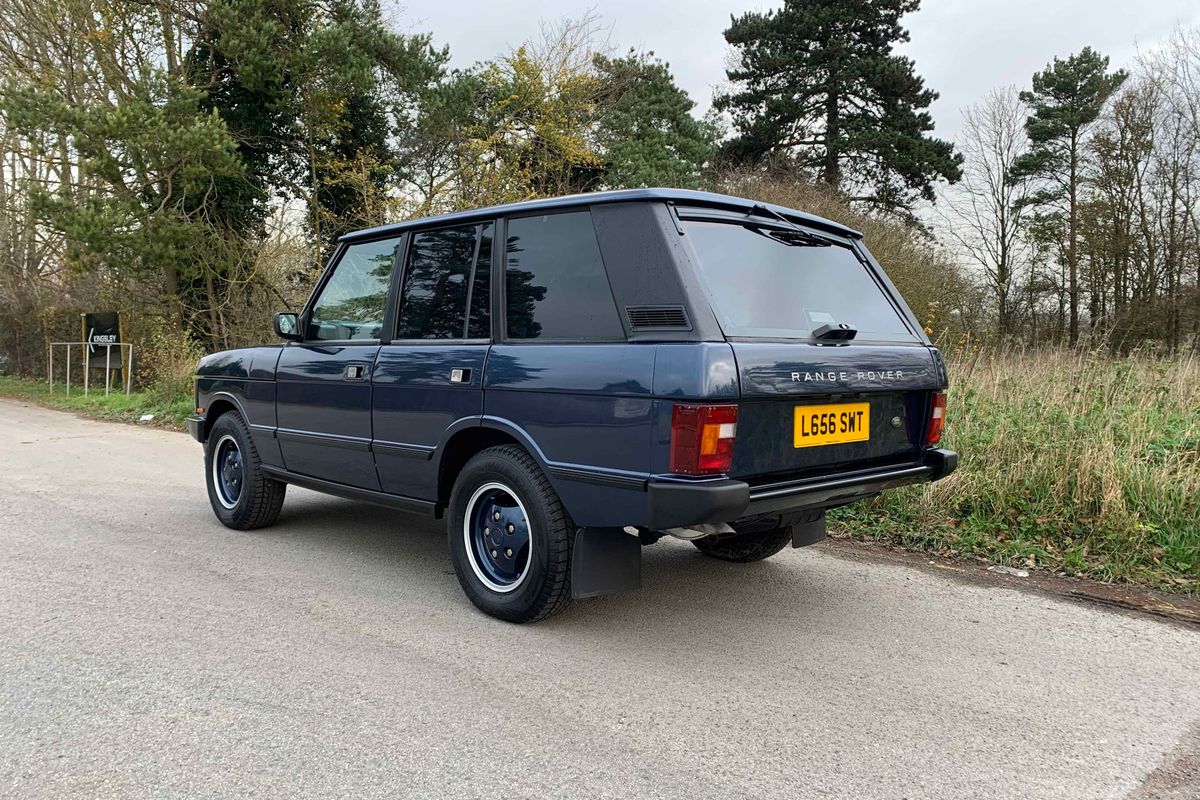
<box><xmin>467</xmin><ymin>223</ymin><xmax>493</xmax><ymax>339</ymax></box>
<box><xmin>683</xmin><ymin>221</ymin><xmax>916</xmax><ymax>341</ymax></box>
<box><xmin>504</xmin><ymin>212</ymin><xmax>621</xmax><ymax>340</ymax></box>
<box><xmin>396</xmin><ymin>225</ymin><xmax>478</xmax><ymax>340</ymax></box>
<box><xmin>309</xmin><ymin>238</ymin><xmax>399</xmax><ymax>341</ymax></box>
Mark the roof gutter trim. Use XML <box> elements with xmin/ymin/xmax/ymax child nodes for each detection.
<box><xmin>338</xmin><ymin>188</ymin><xmax>861</xmax><ymax>243</ymax></box>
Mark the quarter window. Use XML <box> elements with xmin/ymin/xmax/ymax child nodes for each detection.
<box><xmin>396</xmin><ymin>223</ymin><xmax>493</xmax><ymax>340</ymax></box>
<box><xmin>308</xmin><ymin>237</ymin><xmax>400</xmax><ymax>341</ymax></box>
<box><xmin>504</xmin><ymin>212</ymin><xmax>622</xmax><ymax>341</ymax></box>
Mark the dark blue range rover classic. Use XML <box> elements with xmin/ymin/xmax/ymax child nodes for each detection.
<box><xmin>189</xmin><ymin>189</ymin><xmax>955</xmax><ymax>622</ymax></box>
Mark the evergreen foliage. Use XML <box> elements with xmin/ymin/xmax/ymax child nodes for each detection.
<box><xmin>715</xmin><ymin>0</ymin><xmax>961</xmax><ymax>210</ymax></box>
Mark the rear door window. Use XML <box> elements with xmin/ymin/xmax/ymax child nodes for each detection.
<box><xmin>683</xmin><ymin>221</ymin><xmax>917</xmax><ymax>342</ymax></box>
<box><xmin>504</xmin><ymin>211</ymin><xmax>622</xmax><ymax>341</ymax></box>
<box><xmin>396</xmin><ymin>222</ymin><xmax>493</xmax><ymax>340</ymax></box>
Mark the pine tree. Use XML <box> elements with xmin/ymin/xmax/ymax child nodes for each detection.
<box><xmin>593</xmin><ymin>51</ymin><xmax>716</xmax><ymax>189</ymax></box>
<box><xmin>715</xmin><ymin>0</ymin><xmax>960</xmax><ymax>210</ymax></box>
<box><xmin>1010</xmin><ymin>47</ymin><xmax>1127</xmax><ymax>346</ymax></box>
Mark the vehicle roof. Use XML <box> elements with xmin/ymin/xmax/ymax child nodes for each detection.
<box><xmin>339</xmin><ymin>188</ymin><xmax>862</xmax><ymax>243</ymax></box>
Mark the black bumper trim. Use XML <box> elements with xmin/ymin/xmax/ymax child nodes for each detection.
<box><xmin>645</xmin><ymin>449</ymin><xmax>957</xmax><ymax>528</ymax></box>
<box><xmin>186</xmin><ymin>415</ymin><xmax>204</xmax><ymax>443</ymax></box>
<box><xmin>645</xmin><ymin>479</ymin><xmax>750</xmax><ymax>529</ymax></box>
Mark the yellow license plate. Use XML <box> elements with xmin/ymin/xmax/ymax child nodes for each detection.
<box><xmin>793</xmin><ymin>402</ymin><xmax>870</xmax><ymax>448</ymax></box>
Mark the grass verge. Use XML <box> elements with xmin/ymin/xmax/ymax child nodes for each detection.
<box><xmin>830</xmin><ymin>348</ymin><xmax>1199</xmax><ymax>594</ymax></box>
<box><xmin>0</xmin><ymin>374</ymin><xmax>192</xmax><ymax>431</ymax></box>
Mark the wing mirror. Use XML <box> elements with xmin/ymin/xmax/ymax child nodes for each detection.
<box><xmin>273</xmin><ymin>312</ymin><xmax>302</xmax><ymax>341</ymax></box>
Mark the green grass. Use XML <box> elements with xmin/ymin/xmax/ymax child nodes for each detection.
<box><xmin>830</xmin><ymin>348</ymin><xmax>1200</xmax><ymax>594</ymax></box>
<box><xmin>0</xmin><ymin>374</ymin><xmax>192</xmax><ymax>430</ymax></box>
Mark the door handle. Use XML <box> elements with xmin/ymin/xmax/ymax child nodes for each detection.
<box><xmin>449</xmin><ymin>368</ymin><xmax>472</xmax><ymax>384</ymax></box>
<box><xmin>344</xmin><ymin>363</ymin><xmax>367</xmax><ymax>381</ymax></box>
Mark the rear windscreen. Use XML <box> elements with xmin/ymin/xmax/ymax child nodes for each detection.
<box><xmin>683</xmin><ymin>221</ymin><xmax>917</xmax><ymax>341</ymax></box>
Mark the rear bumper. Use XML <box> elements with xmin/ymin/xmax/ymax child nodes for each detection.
<box><xmin>186</xmin><ymin>415</ymin><xmax>204</xmax><ymax>443</ymax></box>
<box><xmin>645</xmin><ymin>448</ymin><xmax>956</xmax><ymax>529</ymax></box>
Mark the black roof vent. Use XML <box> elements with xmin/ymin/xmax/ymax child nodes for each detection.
<box><xmin>626</xmin><ymin>305</ymin><xmax>691</xmax><ymax>332</ymax></box>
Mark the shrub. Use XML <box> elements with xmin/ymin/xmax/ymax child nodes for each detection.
<box><xmin>835</xmin><ymin>348</ymin><xmax>1200</xmax><ymax>591</ymax></box>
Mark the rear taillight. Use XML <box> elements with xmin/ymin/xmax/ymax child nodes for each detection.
<box><xmin>926</xmin><ymin>392</ymin><xmax>947</xmax><ymax>445</ymax></box>
<box><xmin>669</xmin><ymin>403</ymin><xmax>738</xmax><ymax>475</ymax></box>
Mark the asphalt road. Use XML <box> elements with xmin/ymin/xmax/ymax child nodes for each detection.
<box><xmin>1</xmin><ymin>398</ymin><xmax>1198</xmax><ymax>800</ymax></box>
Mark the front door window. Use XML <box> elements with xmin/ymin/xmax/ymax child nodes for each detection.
<box><xmin>308</xmin><ymin>238</ymin><xmax>401</xmax><ymax>341</ymax></box>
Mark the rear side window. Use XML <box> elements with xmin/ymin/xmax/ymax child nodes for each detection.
<box><xmin>308</xmin><ymin>237</ymin><xmax>400</xmax><ymax>341</ymax></box>
<box><xmin>683</xmin><ymin>221</ymin><xmax>917</xmax><ymax>341</ymax></box>
<box><xmin>396</xmin><ymin>222</ymin><xmax>493</xmax><ymax>340</ymax></box>
<box><xmin>504</xmin><ymin>212</ymin><xmax>622</xmax><ymax>341</ymax></box>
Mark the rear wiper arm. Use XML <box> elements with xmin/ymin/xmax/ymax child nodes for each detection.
<box><xmin>813</xmin><ymin>322</ymin><xmax>858</xmax><ymax>341</ymax></box>
<box><xmin>748</xmin><ymin>204</ymin><xmax>833</xmax><ymax>247</ymax></box>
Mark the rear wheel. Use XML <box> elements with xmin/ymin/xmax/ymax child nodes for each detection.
<box><xmin>447</xmin><ymin>445</ymin><xmax>572</xmax><ymax>623</ymax></box>
<box><xmin>204</xmin><ymin>412</ymin><xmax>286</xmax><ymax>530</ymax></box>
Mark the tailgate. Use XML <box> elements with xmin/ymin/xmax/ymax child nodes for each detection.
<box><xmin>730</xmin><ymin>342</ymin><xmax>943</xmax><ymax>480</ymax></box>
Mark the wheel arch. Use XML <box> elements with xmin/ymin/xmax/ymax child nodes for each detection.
<box><xmin>434</xmin><ymin>418</ymin><xmax>551</xmax><ymax>515</ymax></box>
<box><xmin>202</xmin><ymin>392</ymin><xmax>249</xmax><ymax>442</ymax></box>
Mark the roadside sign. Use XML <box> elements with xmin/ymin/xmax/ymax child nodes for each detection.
<box><xmin>82</xmin><ymin>312</ymin><xmax>120</xmax><ymax>357</ymax></box>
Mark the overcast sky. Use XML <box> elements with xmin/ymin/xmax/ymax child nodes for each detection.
<box><xmin>391</xmin><ymin>0</ymin><xmax>1200</xmax><ymax>142</ymax></box>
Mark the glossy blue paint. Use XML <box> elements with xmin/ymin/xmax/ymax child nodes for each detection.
<box><xmin>197</xmin><ymin>348</ymin><xmax>254</xmax><ymax>379</ymax></box>
<box><xmin>731</xmin><ymin>342</ymin><xmax>941</xmax><ymax>396</ymax></box>
<box><xmin>649</xmin><ymin>343</ymin><xmax>739</xmax><ymax>399</ymax></box>
<box><xmin>248</xmin><ymin>346</ymin><xmax>283</xmax><ymax>381</ymax></box>
<box><xmin>660</xmin><ymin>342</ymin><xmax>940</xmax><ymax>479</ymax></box>
<box><xmin>275</xmin><ymin>342</ymin><xmax>380</xmax><ymax>490</ymax></box>
<box><xmin>372</xmin><ymin>344</ymin><xmax>488</xmax><ymax>497</ymax></box>
<box><xmin>482</xmin><ymin>344</ymin><xmax>657</xmax><ymax>527</ymax></box>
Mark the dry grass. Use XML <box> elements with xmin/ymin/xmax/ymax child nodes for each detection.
<box><xmin>833</xmin><ymin>348</ymin><xmax>1200</xmax><ymax>592</ymax></box>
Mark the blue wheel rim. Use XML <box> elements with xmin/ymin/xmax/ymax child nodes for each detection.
<box><xmin>464</xmin><ymin>483</ymin><xmax>531</xmax><ymax>593</ymax></box>
<box><xmin>212</xmin><ymin>434</ymin><xmax>244</xmax><ymax>509</ymax></box>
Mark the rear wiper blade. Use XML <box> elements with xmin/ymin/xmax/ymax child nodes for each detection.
<box><xmin>748</xmin><ymin>204</ymin><xmax>833</xmax><ymax>247</ymax></box>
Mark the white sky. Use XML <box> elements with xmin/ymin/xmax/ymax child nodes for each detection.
<box><xmin>390</xmin><ymin>0</ymin><xmax>1200</xmax><ymax>142</ymax></box>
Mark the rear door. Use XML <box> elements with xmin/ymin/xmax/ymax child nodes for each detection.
<box><xmin>276</xmin><ymin>236</ymin><xmax>400</xmax><ymax>490</ymax></box>
<box><xmin>371</xmin><ymin>222</ymin><xmax>494</xmax><ymax>499</ymax></box>
<box><xmin>679</xmin><ymin>216</ymin><xmax>942</xmax><ymax>480</ymax></box>
<box><xmin>725</xmin><ymin>342</ymin><xmax>941</xmax><ymax>478</ymax></box>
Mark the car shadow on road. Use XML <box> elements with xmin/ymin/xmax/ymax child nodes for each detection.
<box><xmin>244</xmin><ymin>489</ymin><xmax>849</xmax><ymax>648</ymax></box>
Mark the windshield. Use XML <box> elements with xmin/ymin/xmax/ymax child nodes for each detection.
<box><xmin>683</xmin><ymin>221</ymin><xmax>918</xmax><ymax>342</ymax></box>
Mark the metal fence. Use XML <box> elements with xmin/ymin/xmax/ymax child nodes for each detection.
<box><xmin>48</xmin><ymin>342</ymin><xmax>134</xmax><ymax>396</ymax></box>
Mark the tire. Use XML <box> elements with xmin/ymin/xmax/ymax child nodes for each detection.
<box><xmin>691</xmin><ymin>521</ymin><xmax>793</xmax><ymax>563</ymax></box>
<box><xmin>204</xmin><ymin>411</ymin><xmax>286</xmax><ymax>530</ymax></box>
<box><xmin>447</xmin><ymin>445</ymin><xmax>572</xmax><ymax>623</ymax></box>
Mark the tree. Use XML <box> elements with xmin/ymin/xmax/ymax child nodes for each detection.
<box><xmin>715</xmin><ymin>0</ymin><xmax>961</xmax><ymax>211</ymax></box>
<box><xmin>447</xmin><ymin>16</ymin><xmax>608</xmax><ymax>208</ymax></box>
<box><xmin>593</xmin><ymin>50</ymin><xmax>715</xmax><ymax>189</ymax></box>
<box><xmin>1011</xmin><ymin>47</ymin><xmax>1127</xmax><ymax>346</ymax></box>
<box><xmin>195</xmin><ymin>0</ymin><xmax>446</xmax><ymax>262</ymax></box>
<box><xmin>941</xmin><ymin>87</ymin><xmax>1032</xmax><ymax>336</ymax></box>
<box><xmin>0</xmin><ymin>1</ymin><xmax>246</xmax><ymax>338</ymax></box>
<box><xmin>296</xmin><ymin>0</ymin><xmax>445</xmax><ymax>254</ymax></box>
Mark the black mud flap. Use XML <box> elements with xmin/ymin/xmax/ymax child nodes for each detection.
<box><xmin>570</xmin><ymin>527</ymin><xmax>641</xmax><ymax>599</ymax></box>
<box><xmin>791</xmin><ymin>510</ymin><xmax>828</xmax><ymax>548</ymax></box>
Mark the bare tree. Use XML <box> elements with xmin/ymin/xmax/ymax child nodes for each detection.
<box><xmin>940</xmin><ymin>87</ymin><xmax>1032</xmax><ymax>336</ymax></box>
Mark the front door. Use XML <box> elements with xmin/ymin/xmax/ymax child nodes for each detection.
<box><xmin>276</xmin><ymin>236</ymin><xmax>402</xmax><ymax>490</ymax></box>
<box><xmin>372</xmin><ymin>221</ymin><xmax>495</xmax><ymax>499</ymax></box>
